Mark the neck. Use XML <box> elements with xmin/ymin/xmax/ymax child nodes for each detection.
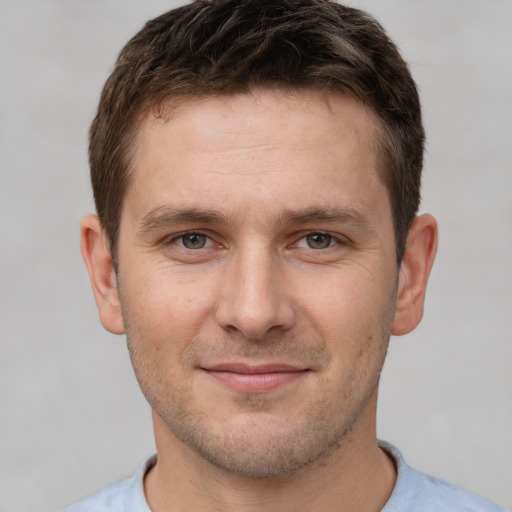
<box><xmin>144</xmin><ymin>394</ymin><xmax>396</xmax><ymax>512</ymax></box>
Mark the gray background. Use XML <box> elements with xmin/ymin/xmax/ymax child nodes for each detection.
<box><xmin>0</xmin><ymin>1</ymin><xmax>510</xmax><ymax>510</ymax></box>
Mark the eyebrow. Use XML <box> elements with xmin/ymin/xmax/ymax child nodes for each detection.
<box><xmin>276</xmin><ymin>206</ymin><xmax>375</xmax><ymax>232</ymax></box>
<box><xmin>136</xmin><ymin>204</ymin><xmax>375</xmax><ymax>234</ymax></box>
<box><xmin>136</xmin><ymin>205</ymin><xmax>230</xmax><ymax>233</ymax></box>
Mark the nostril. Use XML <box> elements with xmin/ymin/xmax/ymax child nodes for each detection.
<box><xmin>215</xmin><ymin>298</ymin><xmax>296</xmax><ymax>340</ymax></box>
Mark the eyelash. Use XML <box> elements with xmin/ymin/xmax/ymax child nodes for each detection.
<box><xmin>165</xmin><ymin>231</ymin><xmax>213</xmax><ymax>249</ymax></box>
<box><xmin>164</xmin><ymin>230</ymin><xmax>346</xmax><ymax>250</ymax></box>
<box><xmin>294</xmin><ymin>232</ymin><xmax>341</xmax><ymax>250</ymax></box>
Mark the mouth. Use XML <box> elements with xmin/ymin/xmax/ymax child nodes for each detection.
<box><xmin>201</xmin><ymin>363</ymin><xmax>310</xmax><ymax>393</ymax></box>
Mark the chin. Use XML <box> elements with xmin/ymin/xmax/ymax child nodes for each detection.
<box><xmin>163</xmin><ymin>409</ymin><xmax>355</xmax><ymax>478</ymax></box>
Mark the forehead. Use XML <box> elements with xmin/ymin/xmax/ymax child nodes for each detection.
<box><xmin>138</xmin><ymin>89</ymin><xmax>382</xmax><ymax>156</ymax></box>
<box><xmin>125</xmin><ymin>89</ymin><xmax>389</xmax><ymax>224</ymax></box>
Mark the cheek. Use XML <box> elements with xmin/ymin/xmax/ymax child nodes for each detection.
<box><xmin>296</xmin><ymin>267</ymin><xmax>392</xmax><ymax>332</ymax></box>
<box><xmin>119</xmin><ymin>268</ymin><xmax>216</xmax><ymax>364</ymax></box>
<box><xmin>294</xmin><ymin>265</ymin><xmax>396</xmax><ymax>380</ymax></box>
<box><xmin>124</xmin><ymin>260</ymin><xmax>212</xmax><ymax>315</ymax></box>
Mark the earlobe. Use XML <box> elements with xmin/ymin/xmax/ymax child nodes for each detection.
<box><xmin>80</xmin><ymin>214</ymin><xmax>125</xmax><ymax>335</ymax></box>
<box><xmin>392</xmin><ymin>214</ymin><xmax>438</xmax><ymax>336</ymax></box>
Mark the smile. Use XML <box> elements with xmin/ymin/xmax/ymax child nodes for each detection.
<box><xmin>202</xmin><ymin>364</ymin><xmax>310</xmax><ymax>393</ymax></box>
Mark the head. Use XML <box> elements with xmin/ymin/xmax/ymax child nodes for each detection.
<box><xmin>89</xmin><ymin>0</ymin><xmax>424</xmax><ymax>267</ymax></box>
<box><xmin>82</xmin><ymin>0</ymin><xmax>437</xmax><ymax>480</ymax></box>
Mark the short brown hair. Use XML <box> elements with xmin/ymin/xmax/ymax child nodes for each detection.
<box><xmin>89</xmin><ymin>0</ymin><xmax>424</xmax><ymax>264</ymax></box>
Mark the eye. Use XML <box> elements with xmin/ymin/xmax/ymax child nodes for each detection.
<box><xmin>178</xmin><ymin>233</ymin><xmax>209</xmax><ymax>249</ymax></box>
<box><xmin>303</xmin><ymin>233</ymin><xmax>335</xmax><ymax>249</ymax></box>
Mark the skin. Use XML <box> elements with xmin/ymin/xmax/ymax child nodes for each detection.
<box><xmin>82</xmin><ymin>89</ymin><xmax>437</xmax><ymax>511</ymax></box>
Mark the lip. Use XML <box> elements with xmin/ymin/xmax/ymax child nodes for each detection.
<box><xmin>202</xmin><ymin>363</ymin><xmax>310</xmax><ymax>393</ymax></box>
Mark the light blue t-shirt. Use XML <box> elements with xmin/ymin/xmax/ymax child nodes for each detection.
<box><xmin>62</xmin><ymin>442</ymin><xmax>507</xmax><ymax>511</ymax></box>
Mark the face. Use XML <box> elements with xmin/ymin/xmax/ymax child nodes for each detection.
<box><xmin>115</xmin><ymin>90</ymin><xmax>400</xmax><ymax>476</ymax></box>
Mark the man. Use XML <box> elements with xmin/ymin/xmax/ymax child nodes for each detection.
<box><xmin>64</xmin><ymin>1</ymin><xmax>505</xmax><ymax>510</ymax></box>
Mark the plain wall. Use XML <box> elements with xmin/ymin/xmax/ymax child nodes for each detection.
<box><xmin>0</xmin><ymin>1</ymin><xmax>510</xmax><ymax>510</ymax></box>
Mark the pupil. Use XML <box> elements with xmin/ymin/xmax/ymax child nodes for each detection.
<box><xmin>307</xmin><ymin>233</ymin><xmax>331</xmax><ymax>249</ymax></box>
<box><xmin>183</xmin><ymin>233</ymin><xmax>206</xmax><ymax>249</ymax></box>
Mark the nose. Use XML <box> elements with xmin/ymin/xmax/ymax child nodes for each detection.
<box><xmin>214</xmin><ymin>245</ymin><xmax>296</xmax><ymax>340</ymax></box>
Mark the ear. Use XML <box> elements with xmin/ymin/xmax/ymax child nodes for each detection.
<box><xmin>80</xmin><ymin>214</ymin><xmax>125</xmax><ymax>335</ymax></box>
<box><xmin>392</xmin><ymin>214</ymin><xmax>438</xmax><ymax>336</ymax></box>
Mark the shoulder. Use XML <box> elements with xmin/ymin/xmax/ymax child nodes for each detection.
<box><xmin>381</xmin><ymin>442</ymin><xmax>507</xmax><ymax>512</ymax></box>
<box><xmin>61</xmin><ymin>456</ymin><xmax>155</xmax><ymax>512</ymax></box>
<box><xmin>61</xmin><ymin>478</ymin><xmax>129</xmax><ymax>512</ymax></box>
<box><xmin>400</xmin><ymin>471</ymin><xmax>507</xmax><ymax>512</ymax></box>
